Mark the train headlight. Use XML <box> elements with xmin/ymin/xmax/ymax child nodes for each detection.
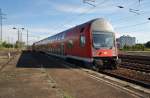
<box><xmin>103</xmin><ymin>51</ymin><xmax>107</xmax><ymax>55</ymax></box>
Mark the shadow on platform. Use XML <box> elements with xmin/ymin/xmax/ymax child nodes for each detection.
<box><xmin>16</xmin><ymin>51</ymin><xmax>79</xmax><ymax>69</ymax></box>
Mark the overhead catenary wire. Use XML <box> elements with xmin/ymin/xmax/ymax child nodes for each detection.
<box><xmin>104</xmin><ymin>0</ymin><xmax>150</xmax><ymax>31</ymax></box>
<box><xmin>36</xmin><ymin>0</ymin><xmax>150</xmax><ymax>44</ymax></box>
<box><xmin>53</xmin><ymin>0</ymin><xmax>148</xmax><ymax>31</ymax></box>
<box><xmin>115</xmin><ymin>21</ymin><xmax>150</xmax><ymax>30</ymax></box>
<box><xmin>110</xmin><ymin>0</ymin><xmax>150</xmax><ymax>30</ymax></box>
<box><xmin>31</xmin><ymin>0</ymin><xmax>111</xmax><ymax>44</ymax></box>
<box><xmin>52</xmin><ymin>0</ymin><xmax>109</xmax><ymax>30</ymax></box>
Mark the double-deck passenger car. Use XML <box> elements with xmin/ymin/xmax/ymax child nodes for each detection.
<box><xmin>32</xmin><ymin>18</ymin><xmax>120</xmax><ymax>70</ymax></box>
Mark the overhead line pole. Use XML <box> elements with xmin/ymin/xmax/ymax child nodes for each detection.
<box><xmin>0</xmin><ymin>8</ymin><xmax>6</xmax><ymax>42</ymax></box>
<box><xmin>0</xmin><ymin>8</ymin><xmax>3</xmax><ymax>42</ymax></box>
<box><xmin>27</xmin><ymin>30</ymin><xmax>29</xmax><ymax>47</ymax></box>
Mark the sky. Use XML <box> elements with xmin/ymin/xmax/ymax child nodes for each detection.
<box><xmin>0</xmin><ymin>0</ymin><xmax>150</xmax><ymax>45</ymax></box>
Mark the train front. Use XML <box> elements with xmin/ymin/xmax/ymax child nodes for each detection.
<box><xmin>91</xmin><ymin>18</ymin><xmax>121</xmax><ymax>70</ymax></box>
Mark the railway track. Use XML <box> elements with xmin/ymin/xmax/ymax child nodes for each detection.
<box><xmin>99</xmin><ymin>68</ymin><xmax>150</xmax><ymax>88</ymax></box>
<box><xmin>62</xmin><ymin>65</ymin><xmax>150</xmax><ymax>97</ymax></box>
<box><xmin>61</xmin><ymin>58</ymin><xmax>150</xmax><ymax>88</ymax></box>
<box><xmin>119</xmin><ymin>54</ymin><xmax>150</xmax><ymax>65</ymax></box>
<box><xmin>119</xmin><ymin>62</ymin><xmax>150</xmax><ymax>73</ymax></box>
<box><xmin>119</xmin><ymin>54</ymin><xmax>150</xmax><ymax>73</ymax></box>
<box><xmin>63</xmin><ymin>58</ymin><xmax>150</xmax><ymax>88</ymax></box>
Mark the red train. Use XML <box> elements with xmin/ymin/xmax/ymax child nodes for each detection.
<box><xmin>32</xmin><ymin>18</ymin><xmax>121</xmax><ymax>70</ymax></box>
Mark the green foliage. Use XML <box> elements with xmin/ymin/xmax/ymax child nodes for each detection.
<box><xmin>0</xmin><ymin>41</ymin><xmax>14</xmax><ymax>48</ymax></box>
<box><xmin>0</xmin><ymin>41</ymin><xmax>25</xmax><ymax>49</ymax></box>
<box><xmin>123</xmin><ymin>44</ymin><xmax>145</xmax><ymax>51</ymax></box>
<box><xmin>145</xmin><ymin>41</ymin><xmax>150</xmax><ymax>48</ymax></box>
<box><xmin>123</xmin><ymin>44</ymin><xmax>130</xmax><ymax>50</ymax></box>
<box><xmin>15</xmin><ymin>41</ymin><xmax>25</xmax><ymax>48</ymax></box>
<box><xmin>63</xmin><ymin>93</ymin><xmax>74</xmax><ymax>98</ymax></box>
<box><xmin>0</xmin><ymin>41</ymin><xmax>2</xmax><ymax>48</ymax></box>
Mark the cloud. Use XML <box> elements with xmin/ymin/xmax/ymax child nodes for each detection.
<box><xmin>53</xmin><ymin>3</ymin><xmax>87</xmax><ymax>14</ymax></box>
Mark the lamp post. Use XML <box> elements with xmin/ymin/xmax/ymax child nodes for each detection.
<box><xmin>13</xmin><ymin>27</ymin><xmax>24</xmax><ymax>42</ymax></box>
<box><xmin>20</xmin><ymin>28</ymin><xmax>29</xmax><ymax>48</ymax></box>
<box><xmin>20</xmin><ymin>28</ymin><xmax>24</xmax><ymax>43</ymax></box>
<box><xmin>12</xmin><ymin>27</ymin><xmax>24</xmax><ymax>48</ymax></box>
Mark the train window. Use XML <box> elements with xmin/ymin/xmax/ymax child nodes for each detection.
<box><xmin>80</xmin><ymin>35</ymin><xmax>86</xmax><ymax>47</ymax></box>
<box><xmin>59</xmin><ymin>34</ymin><xmax>61</xmax><ymax>40</ymax></box>
<box><xmin>57</xmin><ymin>35</ymin><xmax>59</xmax><ymax>40</ymax></box>
<box><xmin>67</xmin><ymin>40</ymin><xmax>73</xmax><ymax>49</ymax></box>
<box><xmin>62</xmin><ymin>33</ymin><xmax>65</xmax><ymax>40</ymax></box>
<box><xmin>60</xmin><ymin>34</ymin><xmax>62</xmax><ymax>40</ymax></box>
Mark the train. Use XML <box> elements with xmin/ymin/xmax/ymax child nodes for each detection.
<box><xmin>32</xmin><ymin>18</ymin><xmax>121</xmax><ymax>70</ymax></box>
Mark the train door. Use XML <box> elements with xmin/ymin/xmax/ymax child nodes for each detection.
<box><xmin>61</xmin><ymin>43</ymin><xmax>64</xmax><ymax>56</ymax></box>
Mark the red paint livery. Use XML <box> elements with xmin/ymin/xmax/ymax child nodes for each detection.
<box><xmin>33</xmin><ymin>18</ymin><xmax>120</xmax><ymax>70</ymax></box>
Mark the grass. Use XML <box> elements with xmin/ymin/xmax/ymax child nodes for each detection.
<box><xmin>120</xmin><ymin>48</ymin><xmax>150</xmax><ymax>52</ymax></box>
<box><xmin>63</xmin><ymin>92</ymin><xmax>74</xmax><ymax>98</ymax></box>
<box><xmin>0</xmin><ymin>48</ymin><xmax>15</xmax><ymax>51</ymax></box>
<box><xmin>145</xmin><ymin>48</ymin><xmax>150</xmax><ymax>51</ymax></box>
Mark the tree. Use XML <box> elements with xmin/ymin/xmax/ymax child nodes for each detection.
<box><xmin>123</xmin><ymin>44</ymin><xmax>130</xmax><ymax>50</ymax></box>
<box><xmin>0</xmin><ymin>41</ymin><xmax>13</xmax><ymax>48</ymax></box>
<box><xmin>0</xmin><ymin>41</ymin><xmax>2</xmax><ymax>48</ymax></box>
<box><xmin>15</xmin><ymin>41</ymin><xmax>25</xmax><ymax>48</ymax></box>
<box><xmin>135</xmin><ymin>44</ymin><xmax>145</xmax><ymax>51</ymax></box>
<box><xmin>123</xmin><ymin>44</ymin><xmax>145</xmax><ymax>51</ymax></box>
<box><xmin>145</xmin><ymin>41</ymin><xmax>150</xmax><ymax>48</ymax></box>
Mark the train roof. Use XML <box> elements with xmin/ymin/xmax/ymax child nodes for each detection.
<box><xmin>33</xmin><ymin>18</ymin><xmax>114</xmax><ymax>45</ymax></box>
<box><xmin>79</xmin><ymin>18</ymin><xmax>114</xmax><ymax>32</ymax></box>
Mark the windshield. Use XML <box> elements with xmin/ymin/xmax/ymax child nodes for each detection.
<box><xmin>92</xmin><ymin>31</ymin><xmax>114</xmax><ymax>49</ymax></box>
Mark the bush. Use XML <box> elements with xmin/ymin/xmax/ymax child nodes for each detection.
<box><xmin>145</xmin><ymin>41</ymin><xmax>150</xmax><ymax>48</ymax></box>
<box><xmin>0</xmin><ymin>41</ymin><xmax>14</xmax><ymax>48</ymax></box>
<box><xmin>15</xmin><ymin>41</ymin><xmax>25</xmax><ymax>48</ymax></box>
<box><xmin>123</xmin><ymin>44</ymin><xmax>145</xmax><ymax>51</ymax></box>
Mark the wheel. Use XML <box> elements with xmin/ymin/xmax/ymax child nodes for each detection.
<box><xmin>111</xmin><ymin>60</ymin><xmax>119</xmax><ymax>70</ymax></box>
<box><xmin>92</xmin><ymin>65</ymin><xmax>100</xmax><ymax>72</ymax></box>
<box><xmin>93</xmin><ymin>60</ymin><xmax>104</xmax><ymax>72</ymax></box>
<box><xmin>111</xmin><ymin>64</ymin><xmax>118</xmax><ymax>70</ymax></box>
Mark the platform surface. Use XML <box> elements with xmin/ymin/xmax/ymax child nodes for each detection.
<box><xmin>0</xmin><ymin>51</ymin><xmax>149</xmax><ymax>98</ymax></box>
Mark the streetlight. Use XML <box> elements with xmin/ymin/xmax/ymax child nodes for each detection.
<box><xmin>24</xmin><ymin>29</ymin><xmax>29</xmax><ymax>47</ymax></box>
<box><xmin>20</xmin><ymin>28</ymin><xmax>29</xmax><ymax>48</ymax></box>
<box><xmin>12</xmin><ymin>27</ymin><xmax>25</xmax><ymax>49</ymax></box>
<box><xmin>20</xmin><ymin>28</ymin><xmax>24</xmax><ymax>43</ymax></box>
<box><xmin>12</xmin><ymin>27</ymin><xmax>24</xmax><ymax>42</ymax></box>
<box><xmin>13</xmin><ymin>27</ymin><xmax>19</xmax><ymax>42</ymax></box>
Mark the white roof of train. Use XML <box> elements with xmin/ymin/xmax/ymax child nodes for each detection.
<box><xmin>34</xmin><ymin>18</ymin><xmax>114</xmax><ymax>46</ymax></box>
<box><xmin>91</xmin><ymin>18</ymin><xmax>114</xmax><ymax>32</ymax></box>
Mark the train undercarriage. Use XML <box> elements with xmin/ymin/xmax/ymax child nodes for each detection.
<box><xmin>92</xmin><ymin>57</ymin><xmax>121</xmax><ymax>71</ymax></box>
<box><xmin>65</xmin><ymin>56</ymin><xmax>121</xmax><ymax>71</ymax></box>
